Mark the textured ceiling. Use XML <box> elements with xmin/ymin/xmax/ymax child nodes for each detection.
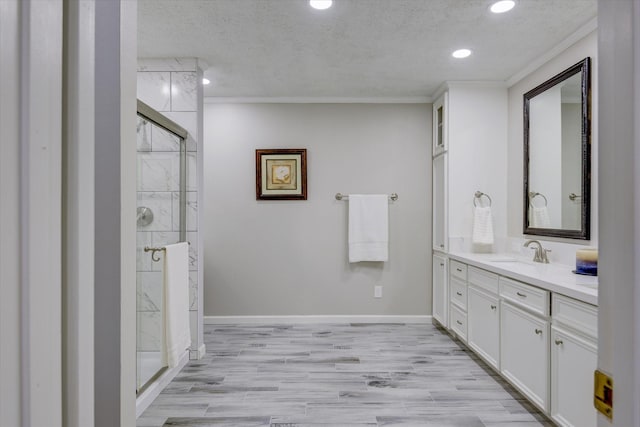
<box><xmin>137</xmin><ymin>0</ymin><xmax>597</xmax><ymax>98</ymax></box>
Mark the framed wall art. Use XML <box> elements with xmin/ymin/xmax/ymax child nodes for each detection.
<box><xmin>255</xmin><ymin>148</ymin><xmax>307</xmax><ymax>200</ymax></box>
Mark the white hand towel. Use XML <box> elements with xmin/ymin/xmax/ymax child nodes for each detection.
<box><xmin>472</xmin><ymin>206</ymin><xmax>494</xmax><ymax>246</ymax></box>
<box><xmin>163</xmin><ymin>242</ymin><xmax>191</xmax><ymax>368</ymax></box>
<box><xmin>531</xmin><ymin>206</ymin><xmax>551</xmax><ymax>228</ymax></box>
<box><xmin>348</xmin><ymin>194</ymin><xmax>389</xmax><ymax>262</ymax></box>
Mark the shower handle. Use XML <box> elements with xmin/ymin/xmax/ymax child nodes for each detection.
<box><xmin>137</xmin><ymin>206</ymin><xmax>154</xmax><ymax>227</ymax></box>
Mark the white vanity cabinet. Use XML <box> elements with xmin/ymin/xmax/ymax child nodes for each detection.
<box><xmin>500</xmin><ymin>299</ymin><xmax>550</xmax><ymax>411</ymax></box>
<box><xmin>432</xmin><ymin>253</ymin><xmax>448</xmax><ymax>327</ymax></box>
<box><xmin>432</xmin><ymin>153</ymin><xmax>447</xmax><ymax>252</ymax></box>
<box><xmin>499</xmin><ymin>277</ymin><xmax>550</xmax><ymax>412</ymax></box>
<box><xmin>550</xmin><ymin>294</ymin><xmax>598</xmax><ymax>427</ymax></box>
<box><xmin>439</xmin><ymin>255</ymin><xmax>598</xmax><ymax>425</ymax></box>
<box><xmin>448</xmin><ymin>260</ymin><xmax>467</xmax><ymax>341</ymax></box>
<box><xmin>467</xmin><ymin>267</ymin><xmax>500</xmax><ymax>369</ymax></box>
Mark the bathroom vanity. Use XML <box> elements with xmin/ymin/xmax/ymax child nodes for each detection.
<box><xmin>433</xmin><ymin>252</ymin><xmax>598</xmax><ymax>427</ymax></box>
<box><xmin>431</xmin><ymin>53</ymin><xmax>597</xmax><ymax>426</ymax></box>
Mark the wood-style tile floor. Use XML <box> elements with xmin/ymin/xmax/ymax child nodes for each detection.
<box><xmin>137</xmin><ymin>323</ymin><xmax>555</xmax><ymax>427</ymax></box>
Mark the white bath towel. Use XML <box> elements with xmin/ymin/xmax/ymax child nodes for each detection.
<box><xmin>531</xmin><ymin>206</ymin><xmax>551</xmax><ymax>228</ymax></box>
<box><xmin>472</xmin><ymin>206</ymin><xmax>494</xmax><ymax>246</ymax></box>
<box><xmin>163</xmin><ymin>242</ymin><xmax>191</xmax><ymax>368</ymax></box>
<box><xmin>348</xmin><ymin>194</ymin><xmax>389</xmax><ymax>262</ymax></box>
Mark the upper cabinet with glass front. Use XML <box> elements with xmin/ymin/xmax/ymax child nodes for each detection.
<box><xmin>523</xmin><ymin>58</ymin><xmax>591</xmax><ymax>240</ymax></box>
<box><xmin>433</xmin><ymin>92</ymin><xmax>448</xmax><ymax>156</ymax></box>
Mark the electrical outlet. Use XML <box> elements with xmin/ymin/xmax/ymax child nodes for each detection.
<box><xmin>374</xmin><ymin>286</ymin><xmax>382</xmax><ymax>298</ymax></box>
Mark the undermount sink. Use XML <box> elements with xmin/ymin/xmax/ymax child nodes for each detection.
<box><xmin>484</xmin><ymin>256</ymin><xmax>520</xmax><ymax>263</ymax></box>
<box><xmin>477</xmin><ymin>255</ymin><xmax>549</xmax><ymax>267</ymax></box>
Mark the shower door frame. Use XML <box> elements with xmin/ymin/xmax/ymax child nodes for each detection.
<box><xmin>135</xmin><ymin>100</ymin><xmax>189</xmax><ymax>394</ymax></box>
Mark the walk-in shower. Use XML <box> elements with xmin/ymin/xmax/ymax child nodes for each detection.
<box><xmin>135</xmin><ymin>100</ymin><xmax>187</xmax><ymax>394</ymax></box>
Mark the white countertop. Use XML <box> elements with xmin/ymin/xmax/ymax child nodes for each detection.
<box><xmin>448</xmin><ymin>251</ymin><xmax>598</xmax><ymax>306</ymax></box>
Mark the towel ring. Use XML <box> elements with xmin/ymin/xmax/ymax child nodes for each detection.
<box><xmin>529</xmin><ymin>191</ymin><xmax>548</xmax><ymax>207</ymax></box>
<box><xmin>473</xmin><ymin>191</ymin><xmax>492</xmax><ymax>207</ymax></box>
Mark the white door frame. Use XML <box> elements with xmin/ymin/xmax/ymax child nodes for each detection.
<box><xmin>1</xmin><ymin>1</ymin><xmax>137</xmax><ymax>426</ymax></box>
<box><xmin>0</xmin><ymin>1</ymin><xmax>63</xmax><ymax>426</ymax></box>
<box><xmin>597</xmin><ymin>1</ymin><xmax>640</xmax><ymax>426</ymax></box>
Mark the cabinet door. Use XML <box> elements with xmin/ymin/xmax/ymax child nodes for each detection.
<box><xmin>449</xmin><ymin>303</ymin><xmax>467</xmax><ymax>342</ymax></box>
<box><xmin>551</xmin><ymin>326</ymin><xmax>597</xmax><ymax>427</ymax></box>
<box><xmin>500</xmin><ymin>301</ymin><xmax>549</xmax><ymax>412</ymax></box>
<box><xmin>468</xmin><ymin>286</ymin><xmax>499</xmax><ymax>369</ymax></box>
<box><xmin>450</xmin><ymin>276</ymin><xmax>467</xmax><ymax>311</ymax></box>
<box><xmin>433</xmin><ymin>92</ymin><xmax>448</xmax><ymax>155</ymax></box>
<box><xmin>432</xmin><ymin>153</ymin><xmax>447</xmax><ymax>251</ymax></box>
<box><xmin>432</xmin><ymin>254</ymin><xmax>448</xmax><ymax>327</ymax></box>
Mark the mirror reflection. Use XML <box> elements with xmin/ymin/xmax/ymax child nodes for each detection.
<box><xmin>524</xmin><ymin>58</ymin><xmax>591</xmax><ymax>240</ymax></box>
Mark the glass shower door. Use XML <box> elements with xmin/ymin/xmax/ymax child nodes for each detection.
<box><xmin>136</xmin><ymin>101</ymin><xmax>187</xmax><ymax>394</ymax></box>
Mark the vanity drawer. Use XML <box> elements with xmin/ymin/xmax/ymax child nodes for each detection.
<box><xmin>468</xmin><ymin>266</ymin><xmax>499</xmax><ymax>294</ymax></box>
<box><xmin>450</xmin><ymin>260</ymin><xmax>467</xmax><ymax>281</ymax></box>
<box><xmin>499</xmin><ymin>277</ymin><xmax>550</xmax><ymax>317</ymax></box>
<box><xmin>450</xmin><ymin>304</ymin><xmax>467</xmax><ymax>341</ymax></box>
<box><xmin>450</xmin><ymin>276</ymin><xmax>467</xmax><ymax>310</ymax></box>
<box><xmin>552</xmin><ymin>294</ymin><xmax>597</xmax><ymax>339</ymax></box>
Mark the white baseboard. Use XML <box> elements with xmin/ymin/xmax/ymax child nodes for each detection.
<box><xmin>135</xmin><ymin>350</ymin><xmax>189</xmax><ymax>418</ymax></box>
<box><xmin>204</xmin><ymin>315</ymin><xmax>432</xmax><ymax>325</ymax></box>
<box><xmin>190</xmin><ymin>343</ymin><xmax>206</xmax><ymax>360</ymax></box>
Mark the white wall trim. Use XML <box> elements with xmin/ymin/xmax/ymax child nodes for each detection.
<box><xmin>507</xmin><ymin>17</ymin><xmax>598</xmax><ymax>87</ymax></box>
<box><xmin>134</xmin><ymin>351</ymin><xmax>189</xmax><ymax>419</ymax></box>
<box><xmin>1</xmin><ymin>1</ymin><xmax>23</xmax><ymax>425</ymax></box>
<box><xmin>189</xmin><ymin>343</ymin><xmax>207</xmax><ymax>360</ymax></box>
<box><xmin>120</xmin><ymin>1</ymin><xmax>138</xmax><ymax>425</ymax></box>
<box><xmin>204</xmin><ymin>96</ymin><xmax>432</xmax><ymax>104</ymax></box>
<box><xmin>20</xmin><ymin>1</ymin><xmax>64</xmax><ymax>425</ymax></box>
<box><xmin>431</xmin><ymin>81</ymin><xmax>507</xmax><ymax>100</ymax></box>
<box><xmin>205</xmin><ymin>315</ymin><xmax>432</xmax><ymax>325</ymax></box>
<box><xmin>62</xmin><ymin>1</ymin><xmax>96</xmax><ymax>426</ymax></box>
<box><xmin>445</xmin><ymin>81</ymin><xmax>508</xmax><ymax>89</ymax></box>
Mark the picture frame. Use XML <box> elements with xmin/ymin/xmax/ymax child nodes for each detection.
<box><xmin>255</xmin><ymin>148</ymin><xmax>307</xmax><ymax>200</ymax></box>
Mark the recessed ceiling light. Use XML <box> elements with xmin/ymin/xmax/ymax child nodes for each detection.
<box><xmin>490</xmin><ymin>0</ymin><xmax>515</xmax><ymax>13</ymax></box>
<box><xmin>309</xmin><ymin>0</ymin><xmax>332</xmax><ymax>10</ymax></box>
<box><xmin>452</xmin><ymin>49</ymin><xmax>472</xmax><ymax>59</ymax></box>
<box><xmin>202</xmin><ymin>78</ymin><xmax>210</xmax><ymax>85</ymax></box>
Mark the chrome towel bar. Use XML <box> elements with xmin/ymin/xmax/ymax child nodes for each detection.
<box><xmin>335</xmin><ymin>193</ymin><xmax>398</xmax><ymax>201</ymax></box>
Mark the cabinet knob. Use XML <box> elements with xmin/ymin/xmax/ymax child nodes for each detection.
<box><xmin>456</xmin><ymin>268</ymin><xmax>463</xmax><ymax>272</ymax></box>
<box><xmin>535</xmin><ymin>328</ymin><xmax>543</xmax><ymax>335</ymax></box>
<box><xmin>440</xmin><ymin>244</ymin><xmax>445</xmax><ymax>248</ymax></box>
<box><xmin>456</xmin><ymin>291</ymin><xmax>463</xmax><ymax>296</ymax></box>
<box><xmin>555</xmin><ymin>339</ymin><xmax>564</xmax><ymax>345</ymax></box>
<box><xmin>516</xmin><ymin>292</ymin><xmax>527</xmax><ymax>298</ymax></box>
<box><xmin>440</xmin><ymin>263</ymin><xmax>444</xmax><ymax>267</ymax></box>
<box><xmin>456</xmin><ymin>320</ymin><xmax>463</xmax><ymax>326</ymax></box>
<box><xmin>490</xmin><ymin>305</ymin><xmax>497</xmax><ymax>310</ymax></box>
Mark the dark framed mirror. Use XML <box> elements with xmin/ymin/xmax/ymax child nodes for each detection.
<box><xmin>523</xmin><ymin>57</ymin><xmax>591</xmax><ymax>240</ymax></box>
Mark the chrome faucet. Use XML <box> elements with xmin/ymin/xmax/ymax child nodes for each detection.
<box><xmin>523</xmin><ymin>240</ymin><xmax>551</xmax><ymax>263</ymax></box>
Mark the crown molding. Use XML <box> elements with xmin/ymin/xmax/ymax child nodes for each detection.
<box><xmin>506</xmin><ymin>17</ymin><xmax>598</xmax><ymax>87</ymax></box>
<box><xmin>204</xmin><ymin>96</ymin><xmax>432</xmax><ymax>104</ymax></box>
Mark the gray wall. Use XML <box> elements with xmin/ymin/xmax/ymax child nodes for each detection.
<box><xmin>203</xmin><ymin>103</ymin><xmax>431</xmax><ymax>316</ymax></box>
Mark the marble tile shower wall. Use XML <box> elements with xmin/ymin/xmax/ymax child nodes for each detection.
<box><xmin>137</xmin><ymin>59</ymin><xmax>201</xmax><ymax>355</ymax></box>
